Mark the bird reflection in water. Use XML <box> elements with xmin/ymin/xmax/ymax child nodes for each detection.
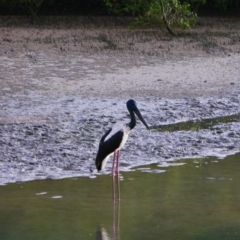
<box><xmin>96</xmin><ymin>199</ymin><xmax>120</xmax><ymax>240</ymax></box>
<box><xmin>112</xmin><ymin>151</ymin><xmax>120</xmax><ymax>202</ymax></box>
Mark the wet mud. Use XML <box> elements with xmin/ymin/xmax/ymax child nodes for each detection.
<box><xmin>0</xmin><ymin>94</ymin><xmax>239</xmax><ymax>185</ymax></box>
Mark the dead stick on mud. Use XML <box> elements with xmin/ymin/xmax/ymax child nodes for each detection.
<box><xmin>159</xmin><ymin>0</ymin><xmax>177</xmax><ymax>36</ymax></box>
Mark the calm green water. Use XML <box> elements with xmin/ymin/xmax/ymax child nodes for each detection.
<box><xmin>1</xmin><ymin>153</ymin><xmax>240</xmax><ymax>240</ymax></box>
<box><xmin>151</xmin><ymin>114</ymin><xmax>240</xmax><ymax>132</ymax></box>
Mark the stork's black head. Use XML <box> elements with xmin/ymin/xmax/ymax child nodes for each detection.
<box><xmin>126</xmin><ymin>99</ymin><xmax>137</xmax><ymax>111</ymax></box>
<box><xmin>126</xmin><ymin>99</ymin><xmax>149</xmax><ymax>130</ymax></box>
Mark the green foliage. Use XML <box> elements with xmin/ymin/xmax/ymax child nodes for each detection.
<box><xmin>214</xmin><ymin>0</ymin><xmax>235</xmax><ymax>11</ymax></box>
<box><xmin>103</xmin><ymin>0</ymin><xmax>151</xmax><ymax>15</ymax></box>
<box><xmin>19</xmin><ymin>0</ymin><xmax>45</xmax><ymax>23</ymax></box>
<box><xmin>157</xmin><ymin>0</ymin><xmax>197</xmax><ymax>29</ymax></box>
<box><xmin>104</xmin><ymin>0</ymin><xmax>197</xmax><ymax>33</ymax></box>
<box><xmin>181</xmin><ymin>0</ymin><xmax>207</xmax><ymax>14</ymax></box>
<box><xmin>0</xmin><ymin>0</ymin><xmax>239</xmax><ymax>22</ymax></box>
<box><xmin>0</xmin><ymin>0</ymin><xmax>19</xmax><ymax>10</ymax></box>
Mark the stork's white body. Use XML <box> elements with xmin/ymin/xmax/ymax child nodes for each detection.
<box><xmin>100</xmin><ymin>122</ymin><xmax>131</xmax><ymax>170</ymax></box>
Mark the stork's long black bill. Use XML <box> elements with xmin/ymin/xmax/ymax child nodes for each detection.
<box><xmin>134</xmin><ymin>108</ymin><xmax>149</xmax><ymax>129</ymax></box>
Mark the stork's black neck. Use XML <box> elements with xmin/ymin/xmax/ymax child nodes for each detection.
<box><xmin>128</xmin><ymin>110</ymin><xmax>136</xmax><ymax>129</ymax></box>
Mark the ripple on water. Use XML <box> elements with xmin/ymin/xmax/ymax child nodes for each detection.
<box><xmin>158</xmin><ymin>162</ymin><xmax>186</xmax><ymax>167</ymax></box>
<box><xmin>35</xmin><ymin>192</ymin><xmax>47</xmax><ymax>195</ymax></box>
<box><xmin>51</xmin><ymin>196</ymin><xmax>62</xmax><ymax>199</ymax></box>
<box><xmin>206</xmin><ymin>177</ymin><xmax>216</xmax><ymax>180</ymax></box>
<box><xmin>138</xmin><ymin>169</ymin><xmax>166</xmax><ymax>174</ymax></box>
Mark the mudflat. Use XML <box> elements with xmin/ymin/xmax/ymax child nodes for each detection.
<box><xmin>0</xmin><ymin>16</ymin><xmax>239</xmax><ymax>99</ymax></box>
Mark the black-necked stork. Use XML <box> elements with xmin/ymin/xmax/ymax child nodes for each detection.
<box><xmin>95</xmin><ymin>99</ymin><xmax>149</xmax><ymax>175</ymax></box>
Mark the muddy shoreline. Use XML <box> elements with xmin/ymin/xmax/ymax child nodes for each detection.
<box><xmin>0</xmin><ymin>93</ymin><xmax>239</xmax><ymax>185</ymax></box>
<box><xmin>0</xmin><ymin>16</ymin><xmax>240</xmax><ymax>185</ymax></box>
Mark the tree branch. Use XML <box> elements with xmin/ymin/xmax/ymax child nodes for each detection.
<box><xmin>159</xmin><ymin>0</ymin><xmax>177</xmax><ymax>36</ymax></box>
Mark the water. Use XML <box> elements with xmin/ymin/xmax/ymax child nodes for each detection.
<box><xmin>1</xmin><ymin>153</ymin><xmax>240</xmax><ymax>240</ymax></box>
<box><xmin>151</xmin><ymin>114</ymin><xmax>240</xmax><ymax>132</ymax></box>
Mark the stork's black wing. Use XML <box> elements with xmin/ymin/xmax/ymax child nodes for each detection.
<box><xmin>95</xmin><ymin>129</ymin><xmax>124</xmax><ymax>171</ymax></box>
<box><xmin>99</xmin><ymin>128</ymin><xmax>112</xmax><ymax>146</ymax></box>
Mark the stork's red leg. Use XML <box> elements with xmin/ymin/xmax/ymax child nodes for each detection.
<box><xmin>115</xmin><ymin>150</ymin><xmax>120</xmax><ymax>175</ymax></box>
<box><xmin>112</xmin><ymin>151</ymin><xmax>116</xmax><ymax>177</ymax></box>
<box><xmin>116</xmin><ymin>150</ymin><xmax>120</xmax><ymax>201</ymax></box>
<box><xmin>112</xmin><ymin>151</ymin><xmax>116</xmax><ymax>202</ymax></box>
<box><xmin>112</xmin><ymin>151</ymin><xmax>121</xmax><ymax>202</ymax></box>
